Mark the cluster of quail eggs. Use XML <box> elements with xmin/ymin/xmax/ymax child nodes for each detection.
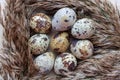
<box><xmin>28</xmin><ymin>7</ymin><xmax>96</xmax><ymax>75</ymax></box>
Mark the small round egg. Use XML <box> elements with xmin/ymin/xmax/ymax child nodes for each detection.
<box><xmin>70</xmin><ymin>40</ymin><xmax>93</xmax><ymax>59</ymax></box>
<box><xmin>30</xmin><ymin>13</ymin><xmax>51</xmax><ymax>33</ymax></box>
<box><xmin>28</xmin><ymin>34</ymin><xmax>49</xmax><ymax>55</ymax></box>
<box><xmin>71</xmin><ymin>18</ymin><xmax>96</xmax><ymax>39</ymax></box>
<box><xmin>54</xmin><ymin>52</ymin><xmax>77</xmax><ymax>75</ymax></box>
<box><xmin>50</xmin><ymin>32</ymin><xmax>69</xmax><ymax>53</ymax></box>
<box><xmin>34</xmin><ymin>52</ymin><xmax>55</xmax><ymax>74</ymax></box>
<box><xmin>52</xmin><ymin>7</ymin><xmax>77</xmax><ymax>31</ymax></box>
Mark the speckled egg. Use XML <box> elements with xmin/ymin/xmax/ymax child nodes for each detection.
<box><xmin>54</xmin><ymin>52</ymin><xmax>77</xmax><ymax>75</ymax></box>
<box><xmin>70</xmin><ymin>40</ymin><xmax>93</xmax><ymax>59</ymax></box>
<box><xmin>34</xmin><ymin>52</ymin><xmax>55</xmax><ymax>74</ymax></box>
<box><xmin>71</xmin><ymin>18</ymin><xmax>96</xmax><ymax>39</ymax></box>
<box><xmin>28</xmin><ymin>34</ymin><xmax>49</xmax><ymax>55</ymax></box>
<box><xmin>52</xmin><ymin>7</ymin><xmax>77</xmax><ymax>31</ymax></box>
<box><xmin>50</xmin><ymin>32</ymin><xmax>69</xmax><ymax>53</ymax></box>
<box><xmin>30</xmin><ymin>13</ymin><xmax>51</xmax><ymax>33</ymax></box>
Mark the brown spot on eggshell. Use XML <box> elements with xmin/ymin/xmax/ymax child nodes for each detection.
<box><xmin>31</xmin><ymin>39</ymin><xmax>36</xmax><ymax>44</ymax></box>
<box><xmin>74</xmin><ymin>49</ymin><xmax>76</xmax><ymax>52</ymax></box>
<box><xmin>74</xmin><ymin>28</ymin><xmax>77</xmax><ymax>30</ymax></box>
<box><xmin>53</xmin><ymin>27</ymin><xmax>56</xmax><ymax>30</ymax></box>
<box><xmin>78</xmin><ymin>33</ymin><xmax>81</xmax><ymax>36</ymax></box>
<box><xmin>61</xmin><ymin>16</ymin><xmax>68</xmax><ymax>23</ymax></box>
<box><xmin>84</xmin><ymin>20</ymin><xmax>89</xmax><ymax>23</ymax></box>
<box><xmin>66</xmin><ymin>11</ymin><xmax>68</xmax><ymax>14</ymax></box>
<box><xmin>73</xmin><ymin>16</ymin><xmax>75</xmax><ymax>20</ymax></box>
<box><xmin>65</xmin><ymin>35</ymin><xmax>69</xmax><ymax>40</ymax></box>
<box><xmin>56</xmin><ymin>20</ymin><xmax>59</xmax><ymax>23</ymax></box>
<box><xmin>62</xmin><ymin>56</ymin><xmax>69</xmax><ymax>62</ymax></box>
<box><xmin>38</xmin><ymin>48</ymin><xmax>41</xmax><ymax>51</ymax></box>
<box><xmin>79</xmin><ymin>47</ymin><xmax>88</xmax><ymax>59</ymax></box>
<box><xmin>83</xmin><ymin>31</ymin><xmax>87</xmax><ymax>34</ymax></box>
<box><xmin>92</xmin><ymin>27</ymin><xmax>95</xmax><ymax>30</ymax></box>
<box><xmin>63</xmin><ymin>61</ymin><xmax>69</xmax><ymax>67</ymax></box>
<box><xmin>69</xmin><ymin>15</ymin><xmax>71</xmax><ymax>18</ymax></box>
<box><xmin>42</xmin><ymin>37</ymin><xmax>48</xmax><ymax>41</ymax></box>
<box><xmin>64</xmin><ymin>19</ymin><xmax>69</xmax><ymax>22</ymax></box>
<box><xmin>44</xmin><ymin>46</ymin><xmax>46</xmax><ymax>49</ymax></box>
<box><xmin>66</xmin><ymin>26</ymin><xmax>71</xmax><ymax>29</ymax></box>
<box><xmin>54</xmin><ymin>48</ymin><xmax>59</xmax><ymax>52</ymax></box>
<box><xmin>36</xmin><ymin>19</ymin><xmax>45</xmax><ymax>28</ymax></box>
<box><xmin>76</xmin><ymin>31</ymin><xmax>79</xmax><ymax>34</ymax></box>
<box><xmin>32</xmin><ymin>48</ymin><xmax>41</xmax><ymax>54</ymax></box>
<box><xmin>68</xmin><ymin>61</ymin><xmax>75</xmax><ymax>71</ymax></box>
<box><xmin>45</xmin><ymin>24</ymin><xmax>52</xmax><ymax>33</ymax></box>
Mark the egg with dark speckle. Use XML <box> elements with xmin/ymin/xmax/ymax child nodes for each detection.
<box><xmin>30</xmin><ymin>13</ymin><xmax>51</xmax><ymax>33</ymax></box>
<box><xmin>70</xmin><ymin>40</ymin><xmax>93</xmax><ymax>59</ymax></box>
<box><xmin>54</xmin><ymin>52</ymin><xmax>77</xmax><ymax>75</ymax></box>
<box><xmin>50</xmin><ymin>32</ymin><xmax>69</xmax><ymax>53</ymax></box>
<box><xmin>71</xmin><ymin>18</ymin><xmax>96</xmax><ymax>39</ymax></box>
<box><xmin>52</xmin><ymin>7</ymin><xmax>76</xmax><ymax>31</ymax></box>
<box><xmin>34</xmin><ymin>52</ymin><xmax>55</xmax><ymax>74</ymax></box>
<box><xmin>28</xmin><ymin>34</ymin><xmax>49</xmax><ymax>55</ymax></box>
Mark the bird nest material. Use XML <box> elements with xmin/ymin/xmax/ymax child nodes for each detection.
<box><xmin>0</xmin><ymin>0</ymin><xmax>120</xmax><ymax>80</ymax></box>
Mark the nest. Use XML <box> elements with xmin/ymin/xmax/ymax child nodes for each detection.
<box><xmin>0</xmin><ymin>0</ymin><xmax>120</xmax><ymax>80</ymax></box>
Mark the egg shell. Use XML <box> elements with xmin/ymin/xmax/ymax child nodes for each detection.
<box><xmin>70</xmin><ymin>40</ymin><xmax>93</xmax><ymax>59</ymax></box>
<box><xmin>50</xmin><ymin>32</ymin><xmax>69</xmax><ymax>53</ymax></box>
<box><xmin>28</xmin><ymin>34</ymin><xmax>49</xmax><ymax>55</ymax></box>
<box><xmin>30</xmin><ymin>13</ymin><xmax>51</xmax><ymax>33</ymax></box>
<box><xmin>54</xmin><ymin>52</ymin><xmax>77</xmax><ymax>75</ymax></box>
<box><xmin>34</xmin><ymin>52</ymin><xmax>55</xmax><ymax>74</ymax></box>
<box><xmin>71</xmin><ymin>18</ymin><xmax>96</xmax><ymax>39</ymax></box>
<box><xmin>52</xmin><ymin>7</ymin><xmax>77</xmax><ymax>31</ymax></box>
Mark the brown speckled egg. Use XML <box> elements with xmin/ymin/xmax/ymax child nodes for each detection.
<box><xmin>70</xmin><ymin>40</ymin><xmax>93</xmax><ymax>59</ymax></box>
<box><xmin>28</xmin><ymin>34</ymin><xmax>49</xmax><ymax>55</ymax></box>
<box><xmin>34</xmin><ymin>52</ymin><xmax>55</xmax><ymax>74</ymax></box>
<box><xmin>71</xmin><ymin>18</ymin><xmax>96</xmax><ymax>39</ymax></box>
<box><xmin>54</xmin><ymin>52</ymin><xmax>77</xmax><ymax>75</ymax></box>
<box><xmin>50</xmin><ymin>32</ymin><xmax>69</xmax><ymax>53</ymax></box>
<box><xmin>30</xmin><ymin>13</ymin><xmax>51</xmax><ymax>33</ymax></box>
<box><xmin>52</xmin><ymin>7</ymin><xmax>76</xmax><ymax>31</ymax></box>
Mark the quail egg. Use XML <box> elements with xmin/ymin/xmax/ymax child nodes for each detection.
<box><xmin>54</xmin><ymin>52</ymin><xmax>77</xmax><ymax>75</ymax></box>
<box><xmin>70</xmin><ymin>40</ymin><xmax>93</xmax><ymax>59</ymax></box>
<box><xmin>34</xmin><ymin>52</ymin><xmax>55</xmax><ymax>74</ymax></box>
<box><xmin>50</xmin><ymin>32</ymin><xmax>69</xmax><ymax>53</ymax></box>
<box><xmin>30</xmin><ymin>13</ymin><xmax>51</xmax><ymax>33</ymax></box>
<box><xmin>52</xmin><ymin>7</ymin><xmax>77</xmax><ymax>31</ymax></box>
<box><xmin>71</xmin><ymin>18</ymin><xmax>96</xmax><ymax>39</ymax></box>
<box><xmin>28</xmin><ymin>34</ymin><xmax>49</xmax><ymax>55</ymax></box>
